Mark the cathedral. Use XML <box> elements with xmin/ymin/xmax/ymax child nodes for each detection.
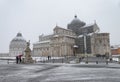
<box><xmin>33</xmin><ymin>15</ymin><xmax>111</xmax><ymax>57</ymax></box>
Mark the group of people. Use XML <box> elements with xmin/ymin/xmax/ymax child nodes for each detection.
<box><xmin>16</xmin><ymin>55</ymin><xmax>23</xmax><ymax>64</ymax></box>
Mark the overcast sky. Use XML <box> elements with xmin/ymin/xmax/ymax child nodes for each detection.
<box><xmin>0</xmin><ymin>0</ymin><xmax>120</xmax><ymax>53</ymax></box>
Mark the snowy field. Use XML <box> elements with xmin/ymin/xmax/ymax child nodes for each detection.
<box><xmin>0</xmin><ymin>56</ymin><xmax>120</xmax><ymax>82</ymax></box>
<box><xmin>0</xmin><ymin>63</ymin><xmax>120</xmax><ymax>82</ymax></box>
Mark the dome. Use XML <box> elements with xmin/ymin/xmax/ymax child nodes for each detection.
<box><xmin>10</xmin><ymin>32</ymin><xmax>26</xmax><ymax>48</ymax></box>
<box><xmin>11</xmin><ymin>32</ymin><xmax>26</xmax><ymax>42</ymax></box>
<box><xmin>17</xmin><ymin>32</ymin><xmax>22</xmax><ymax>37</ymax></box>
<box><xmin>67</xmin><ymin>15</ymin><xmax>86</xmax><ymax>35</ymax></box>
<box><xmin>70</xmin><ymin>15</ymin><xmax>86</xmax><ymax>25</ymax></box>
<box><xmin>9</xmin><ymin>32</ymin><xmax>27</xmax><ymax>57</ymax></box>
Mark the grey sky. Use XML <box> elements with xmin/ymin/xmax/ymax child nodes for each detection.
<box><xmin>0</xmin><ymin>0</ymin><xmax>120</xmax><ymax>53</ymax></box>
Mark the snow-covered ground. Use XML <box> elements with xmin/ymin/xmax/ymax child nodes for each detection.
<box><xmin>112</xmin><ymin>57</ymin><xmax>119</xmax><ymax>62</ymax></box>
<box><xmin>32</xmin><ymin>57</ymin><xmax>64</xmax><ymax>62</ymax></box>
<box><xmin>0</xmin><ymin>56</ymin><xmax>120</xmax><ymax>82</ymax></box>
<box><xmin>0</xmin><ymin>63</ymin><xmax>120</xmax><ymax>82</ymax></box>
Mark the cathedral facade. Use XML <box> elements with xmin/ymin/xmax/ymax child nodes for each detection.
<box><xmin>33</xmin><ymin>15</ymin><xmax>111</xmax><ymax>57</ymax></box>
<box><xmin>33</xmin><ymin>26</ymin><xmax>76</xmax><ymax>57</ymax></box>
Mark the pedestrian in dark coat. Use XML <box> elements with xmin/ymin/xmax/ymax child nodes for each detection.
<box><xmin>16</xmin><ymin>56</ymin><xmax>19</xmax><ymax>64</ymax></box>
<box><xmin>18</xmin><ymin>55</ymin><xmax>23</xmax><ymax>63</ymax></box>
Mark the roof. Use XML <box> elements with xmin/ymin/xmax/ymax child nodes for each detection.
<box><xmin>54</xmin><ymin>25</ymin><xmax>73</xmax><ymax>32</ymax></box>
<box><xmin>82</xmin><ymin>23</ymin><xmax>94</xmax><ymax>28</ymax></box>
<box><xmin>70</xmin><ymin>15</ymin><xmax>86</xmax><ymax>25</ymax></box>
<box><xmin>11</xmin><ymin>32</ymin><xmax>26</xmax><ymax>42</ymax></box>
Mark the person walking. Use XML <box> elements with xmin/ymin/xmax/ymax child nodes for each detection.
<box><xmin>16</xmin><ymin>56</ymin><xmax>19</xmax><ymax>64</ymax></box>
<box><xmin>18</xmin><ymin>54</ymin><xmax>23</xmax><ymax>63</ymax></box>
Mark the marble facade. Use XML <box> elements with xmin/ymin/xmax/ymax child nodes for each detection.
<box><xmin>33</xmin><ymin>26</ymin><xmax>76</xmax><ymax>57</ymax></box>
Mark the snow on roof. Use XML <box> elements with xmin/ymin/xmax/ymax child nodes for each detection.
<box><xmin>33</xmin><ymin>40</ymin><xmax>50</xmax><ymax>44</ymax></box>
<box><xmin>81</xmin><ymin>23</ymin><xmax>94</xmax><ymax>28</ymax></box>
<box><xmin>111</xmin><ymin>45</ymin><xmax>120</xmax><ymax>49</ymax></box>
<box><xmin>54</xmin><ymin>25</ymin><xmax>73</xmax><ymax>32</ymax></box>
<box><xmin>87</xmin><ymin>33</ymin><xmax>93</xmax><ymax>36</ymax></box>
<box><xmin>53</xmin><ymin>35</ymin><xmax>59</xmax><ymax>38</ymax></box>
<box><xmin>78</xmin><ymin>35</ymin><xmax>83</xmax><ymax>37</ymax></box>
<box><xmin>64</xmin><ymin>35</ymin><xmax>76</xmax><ymax>38</ymax></box>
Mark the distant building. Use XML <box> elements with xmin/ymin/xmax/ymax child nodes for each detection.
<box><xmin>9</xmin><ymin>32</ymin><xmax>27</xmax><ymax>57</ymax></box>
<box><xmin>33</xmin><ymin>26</ymin><xmax>76</xmax><ymax>57</ymax></box>
<box><xmin>111</xmin><ymin>45</ymin><xmax>120</xmax><ymax>55</ymax></box>
<box><xmin>0</xmin><ymin>53</ymin><xmax>9</xmax><ymax>57</ymax></box>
